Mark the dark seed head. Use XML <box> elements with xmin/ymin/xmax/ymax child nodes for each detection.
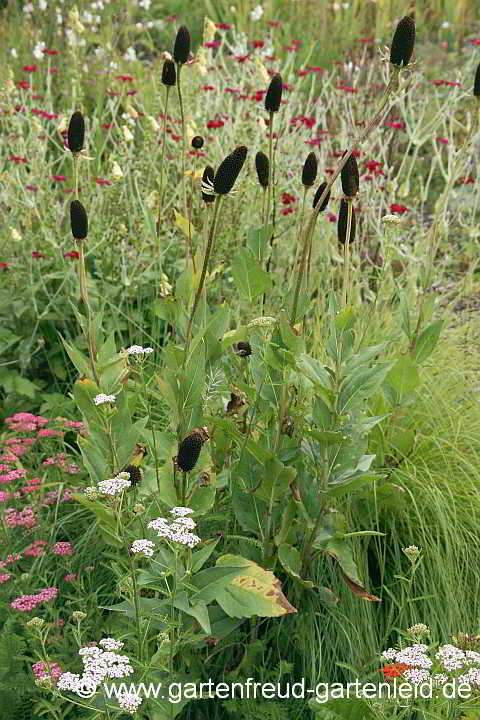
<box><xmin>162</xmin><ymin>59</ymin><xmax>176</xmax><ymax>86</ymax></box>
<box><xmin>474</xmin><ymin>62</ymin><xmax>480</xmax><ymax>98</ymax></box>
<box><xmin>124</xmin><ymin>465</ymin><xmax>142</xmax><ymax>487</ymax></box>
<box><xmin>341</xmin><ymin>153</ymin><xmax>359</xmax><ymax>197</ymax></box>
<box><xmin>176</xmin><ymin>428</ymin><xmax>209</xmax><ymax>472</ymax></box>
<box><xmin>338</xmin><ymin>199</ymin><xmax>356</xmax><ymax>245</ymax></box>
<box><xmin>174</xmin><ymin>25</ymin><xmax>190</xmax><ymax>65</ymax></box>
<box><xmin>67</xmin><ymin>111</ymin><xmax>85</xmax><ymax>154</ymax></box>
<box><xmin>302</xmin><ymin>151</ymin><xmax>318</xmax><ymax>187</ymax></box>
<box><xmin>265</xmin><ymin>73</ymin><xmax>283</xmax><ymax>113</ymax></box>
<box><xmin>313</xmin><ymin>181</ymin><xmax>331</xmax><ymax>211</ymax></box>
<box><xmin>390</xmin><ymin>16</ymin><xmax>415</xmax><ymax>67</ymax></box>
<box><xmin>192</xmin><ymin>135</ymin><xmax>204</xmax><ymax>149</ymax></box>
<box><xmin>201</xmin><ymin>165</ymin><xmax>216</xmax><ymax>203</ymax></box>
<box><xmin>255</xmin><ymin>151</ymin><xmax>269</xmax><ymax>188</ymax></box>
<box><xmin>235</xmin><ymin>341</ymin><xmax>252</xmax><ymax>357</ymax></box>
<box><xmin>70</xmin><ymin>200</ymin><xmax>88</xmax><ymax>240</ymax></box>
<box><xmin>213</xmin><ymin>146</ymin><xmax>248</xmax><ymax>195</ymax></box>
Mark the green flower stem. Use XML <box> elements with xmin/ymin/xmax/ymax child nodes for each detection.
<box><xmin>342</xmin><ymin>201</ymin><xmax>353</xmax><ymax>308</ymax></box>
<box><xmin>184</xmin><ymin>195</ymin><xmax>222</xmax><ymax>363</ymax></box>
<box><xmin>128</xmin><ymin>553</ymin><xmax>144</xmax><ymax>663</ymax></box>
<box><xmin>78</xmin><ymin>241</ymin><xmax>100</xmax><ymax>386</ymax></box>
<box><xmin>156</xmin><ymin>87</ymin><xmax>170</xmax><ymax>237</ymax></box>
<box><xmin>176</xmin><ymin>65</ymin><xmax>187</xmax><ymax>220</ymax></box>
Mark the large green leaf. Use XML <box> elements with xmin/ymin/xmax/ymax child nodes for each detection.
<box><xmin>231</xmin><ymin>248</ymin><xmax>272</xmax><ymax>302</ymax></box>
<box><xmin>213</xmin><ymin>555</ymin><xmax>297</xmax><ymax>618</ymax></box>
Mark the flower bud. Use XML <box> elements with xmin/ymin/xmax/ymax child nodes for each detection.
<box><xmin>255</xmin><ymin>151</ymin><xmax>269</xmax><ymax>188</ymax></box>
<box><xmin>176</xmin><ymin>428</ymin><xmax>209</xmax><ymax>472</ymax></box>
<box><xmin>341</xmin><ymin>153</ymin><xmax>359</xmax><ymax>197</ymax></box>
<box><xmin>70</xmin><ymin>200</ymin><xmax>88</xmax><ymax>240</ymax></box>
<box><xmin>162</xmin><ymin>59</ymin><xmax>176</xmax><ymax>86</ymax></box>
<box><xmin>201</xmin><ymin>165</ymin><xmax>216</xmax><ymax>203</ymax></box>
<box><xmin>174</xmin><ymin>25</ymin><xmax>190</xmax><ymax>65</ymax></box>
<box><xmin>213</xmin><ymin>146</ymin><xmax>248</xmax><ymax>195</ymax></box>
<box><xmin>265</xmin><ymin>73</ymin><xmax>282</xmax><ymax>112</ymax></box>
<box><xmin>67</xmin><ymin>111</ymin><xmax>85</xmax><ymax>153</ymax></box>
<box><xmin>312</xmin><ymin>181</ymin><xmax>331</xmax><ymax>211</ymax></box>
<box><xmin>191</xmin><ymin>135</ymin><xmax>204</xmax><ymax>149</ymax></box>
<box><xmin>302</xmin><ymin>151</ymin><xmax>318</xmax><ymax>187</ymax></box>
<box><xmin>390</xmin><ymin>16</ymin><xmax>416</xmax><ymax>67</ymax></box>
<box><xmin>337</xmin><ymin>199</ymin><xmax>356</xmax><ymax>245</ymax></box>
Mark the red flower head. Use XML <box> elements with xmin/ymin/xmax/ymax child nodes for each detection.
<box><xmin>382</xmin><ymin>664</ymin><xmax>411</xmax><ymax>678</ymax></box>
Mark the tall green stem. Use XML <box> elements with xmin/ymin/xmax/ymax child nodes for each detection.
<box><xmin>176</xmin><ymin>65</ymin><xmax>187</xmax><ymax>220</ymax></box>
<box><xmin>184</xmin><ymin>196</ymin><xmax>221</xmax><ymax>363</ymax></box>
<box><xmin>156</xmin><ymin>87</ymin><xmax>170</xmax><ymax>236</ymax></box>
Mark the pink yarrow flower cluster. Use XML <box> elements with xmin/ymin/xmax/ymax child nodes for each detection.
<box><xmin>32</xmin><ymin>661</ymin><xmax>63</xmax><ymax>682</ymax></box>
<box><xmin>5</xmin><ymin>506</ymin><xmax>36</xmax><ymax>527</ymax></box>
<box><xmin>11</xmin><ymin>586</ymin><xmax>58</xmax><ymax>611</ymax></box>
<box><xmin>0</xmin><ymin>468</ymin><xmax>28</xmax><ymax>485</ymax></box>
<box><xmin>5</xmin><ymin>412</ymin><xmax>49</xmax><ymax>432</ymax></box>
<box><xmin>42</xmin><ymin>453</ymin><xmax>80</xmax><ymax>474</ymax></box>
<box><xmin>51</xmin><ymin>541</ymin><xmax>74</xmax><ymax>556</ymax></box>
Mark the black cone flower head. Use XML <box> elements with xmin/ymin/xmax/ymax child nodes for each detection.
<box><xmin>192</xmin><ymin>135</ymin><xmax>204</xmax><ymax>149</ymax></box>
<box><xmin>390</xmin><ymin>16</ymin><xmax>416</xmax><ymax>67</ymax></box>
<box><xmin>67</xmin><ymin>111</ymin><xmax>85</xmax><ymax>154</ymax></box>
<box><xmin>338</xmin><ymin>199</ymin><xmax>356</xmax><ymax>245</ymax></box>
<box><xmin>265</xmin><ymin>73</ymin><xmax>283</xmax><ymax>113</ymax></box>
<box><xmin>162</xmin><ymin>59</ymin><xmax>176</xmax><ymax>86</ymax></box>
<box><xmin>255</xmin><ymin>151</ymin><xmax>269</xmax><ymax>188</ymax></box>
<box><xmin>176</xmin><ymin>427</ymin><xmax>209</xmax><ymax>472</ymax></box>
<box><xmin>302</xmin><ymin>152</ymin><xmax>318</xmax><ymax>187</ymax></box>
<box><xmin>313</xmin><ymin>181</ymin><xmax>331</xmax><ymax>211</ymax></box>
<box><xmin>70</xmin><ymin>200</ymin><xmax>88</xmax><ymax>240</ymax></box>
<box><xmin>341</xmin><ymin>153</ymin><xmax>359</xmax><ymax>197</ymax></box>
<box><xmin>201</xmin><ymin>166</ymin><xmax>216</xmax><ymax>203</ymax></box>
<box><xmin>174</xmin><ymin>25</ymin><xmax>190</xmax><ymax>65</ymax></box>
<box><xmin>474</xmin><ymin>62</ymin><xmax>480</xmax><ymax>98</ymax></box>
<box><xmin>124</xmin><ymin>465</ymin><xmax>142</xmax><ymax>486</ymax></box>
<box><xmin>213</xmin><ymin>146</ymin><xmax>248</xmax><ymax>195</ymax></box>
<box><xmin>235</xmin><ymin>341</ymin><xmax>252</xmax><ymax>357</ymax></box>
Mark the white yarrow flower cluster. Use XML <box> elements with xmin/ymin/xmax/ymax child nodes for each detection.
<box><xmin>99</xmin><ymin>638</ymin><xmax>124</xmax><ymax>651</ymax></box>
<box><xmin>250</xmin><ymin>4</ymin><xmax>263</xmax><ymax>21</ymax></box>
<box><xmin>148</xmin><ymin>508</ymin><xmax>201</xmax><ymax>547</ymax></box>
<box><xmin>97</xmin><ymin>471</ymin><xmax>131</xmax><ymax>496</ymax></box>
<box><xmin>57</xmin><ymin>641</ymin><xmax>134</xmax><ymax>698</ymax></box>
<box><xmin>458</xmin><ymin>667</ymin><xmax>480</xmax><ymax>687</ymax></box>
<box><xmin>436</xmin><ymin>644</ymin><xmax>467</xmax><ymax>671</ymax></box>
<box><xmin>118</xmin><ymin>690</ymin><xmax>143</xmax><ymax>714</ymax></box>
<box><xmin>94</xmin><ymin>393</ymin><xmax>116</xmax><ymax>406</ymax></box>
<box><xmin>33</xmin><ymin>40</ymin><xmax>46</xmax><ymax>59</ymax></box>
<box><xmin>403</xmin><ymin>668</ymin><xmax>431</xmax><ymax>685</ymax></box>
<box><xmin>130</xmin><ymin>539</ymin><xmax>155</xmax><ymax>557</ymax></box>
<box><xmin>126</xmin><ymin>345</ymin><xmax>154</xmax><ymax>356</ymax></box>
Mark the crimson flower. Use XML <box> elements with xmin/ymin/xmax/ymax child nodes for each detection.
<box><xmin>51</xmin><ymin>175</ymin><xmax>66</xmax><ymax>182</ymax></box>
<box><xmin>15</xmin><ymin>81</ymin><xmax>30</xmax><ymax>89</ymax></box>
<box><xmin>8</xmin><ymin>156</ymin><xmax>28</xmax><ymax>164</ymax></box>
<box><xmin>265</xmin><ymin>20</ymin><xmax>281</xmax><ymax>26</ymax></box>
<box><xmin>64</xmin><ymin>251</ymin><xmax>80</xmax><ymax>259</ymax></box>
<box><xmin>23</xmin><ymin>65</ymin><xmax>37</xmax><ymax>72</ymax></box>
<box><xmin>386</xmin><ymin>121</ymin><xmax>406</xmax><ymax>130</ymax></box>
<box><xmin>281</xmin><ymin>192</ymin><xmax>296</xmax><ymax>205</ymax></box>
<box><xmin>307</xmin><ymin>66</ymin><xmax>324</xmax><ymax>73</ymax></box>
<box><xmin>204</xmin><ymin>41</ymin><xmax>221</xmax><ymax>48</ymax></box>
<box><xmin>95</xmin><ymin>177</ymin><xmax>112</xmax><ymax>186</ymax></box>
<box><xmin>32</xmin><ymin>252</ymin><xmax>47</xmax><ymax>259</ymax></box>
<box><xmin>207</xmin><ymin>120</ymin><xmax>224</xmax><ymax>128</ymax></box>
<box><xmin>42</xmin><ymin>49</ymin><xmax>59</xmax><ymax>55</ymax></box>
<box><xmin>101</xmin><ymin>122</ymin><xmax>113</xmax><ymax>129</ymax></box>
<box><xmin>456</xmin><ymin>176</ymin><xmax>474</xmax><ymax>184</ymax></box>
<box><xmin>382</xmin><ymin>664</ymin><xmax>411</xmax><ymax>678</ymax></box>
<box><xmin>335</xmin><ymin>85</ymin><xmax>357</xmax><ymax>93</ymax></box>
<box><xmin>0</xmin><ymin>263</ymin><xmax>11</xmax><ymax>269</ymax></box>
<box><xmin>215</xmin><ymin>23</ymin><xmax>232</xmax><ymax>29</ymax></box>
<box><xmin>436</xmin><ymin>136</ymin><xmax>448</xmax><ymax>145</ymax></box>
<box><xmin>390</xmin><ymin>203</ymin><xmax>409</xmax><ymax>214</ymax></box>
<box><xmin>252</xmin><ymin>40</ymin><xmax>264</xmax><ymax>48</ymax></box>
<box><xmin>281</xmin><ymin>207</ymin><xmax>295</xmax><ymax>215</ymax></box>
<box><xmin>116</xmin><ymin>74</ymin><xmax>134</xmax><ymax>82</ymax></box>
<box><xmin>201</xmin><ymin>85</ymin><xmax>216</xmax><ymax>91</ymax></box>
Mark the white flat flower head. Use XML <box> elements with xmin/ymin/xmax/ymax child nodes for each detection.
<box><xmin>130</xmin><ymin>539</ymin><xmax>155</xmax><ymax>557</ymax></box>
<box><xmin>94</xmin><ymin>393</ymin><xmax>116</xmax><ymax>406</ymax></box>
<box><xmin>97</xmin><ymin>475</ymin><xmax>131</xmax><ymax>496</ymax></box>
